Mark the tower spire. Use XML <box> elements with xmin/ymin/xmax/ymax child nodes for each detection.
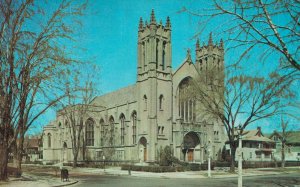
<box><xmin>208</xmin><ymin>32</ymin><xmax>213</xmax><ymax>46</ymax></box>
<box><xmin>165</xmin><ymin>16</ymin><xmax>171</xmax><ymax>29</ymax></box>
<box><xmin>139</xmin><ymin>17</ymin><xmax>144</xmax><ymax>30</ymax></box>
<box><xmin>196</xmin><ymin>38</ymin><xmax>200</xmax><ymax>50</ymax></box>
<box><xmin>220</xmin><ymin>39</ymin><xmax>224</xmax><ymax>48</ymax></box>
<box><xmin>150</xmin><ymin>9</ymin><xmax>156</xmax><ymax>24</ymax></box>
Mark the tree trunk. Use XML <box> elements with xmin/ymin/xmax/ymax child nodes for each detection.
<box><xmin>13</xmin><ymin>136</ymin><xmax>24</xmax><ymax>177</ymax></box>
<box><xmin>12</xmin><ymin>155</ymin><xmax>22</xmax><ymax>177</ymax></box>
<box><xmin>0</xmin><ymin>142</ymin><xmax>8</xmax><ymax>181</ymax></box>
<box><xmin>73</xmin><ymin>153</ymin><xmax>78</xmax><ymax>168</ymax></box>
<box><xmin>281</xmin><ymin>142</ymin><xmax>285</xmax><ymax>168</ymax></box>
<box><xmin>230</xmin><ymin>144</ymin><xmax>236</xmax><ymax>172</ymax></box>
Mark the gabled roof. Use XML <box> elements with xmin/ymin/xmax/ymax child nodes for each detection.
<box><xmin>90</xmin><ymin>84</ymin><xmax>137</xmax><ymax>109</ymax></box>
<box><xmin>269</xmin><ymin>131</ymin><xmax>300</xmax><ymax>144</ymax></box>
<box><xmin>239</xmin><ymin>128</ymin><xmax>274</xmax><ymax>143</ymax></box>
<box><xmin>173</xmin><ymin>49</ymin><xmax>197</xmax><ymax>76</ymax></box>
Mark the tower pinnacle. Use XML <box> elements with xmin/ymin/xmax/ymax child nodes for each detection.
<box><xmin>208</xmin><ymin>32</ymin><xmax>213</xmax><ymax>46</ymax></box>
<box><xmin>150</xmin><ymin>9</ymin><xmax>156</xmax><ymax>24</ymax></box>
<box><xmin>220</xmin><ymin>39</ymin><xmax>224</xmax><ymax>48</ymax></box>
<box><xmin>196</xmin><ymin>38</ymin><xmax>200</xmax><ymax>50</ymax></box>
<box><xmin>139</xmin><ymin>17</ymin><xmax>144</xmax><ymax>30</ymax></box>
<box><xmin>165</xmin><ymin>16</ymin><xmax>171</xmax><ymax>28</ymax></box>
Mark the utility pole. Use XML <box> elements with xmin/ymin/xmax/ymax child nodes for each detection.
<box><xmin>238</xmin><ymin>126</ymin><xmax>243</xmax><ymax>187</ymax></box>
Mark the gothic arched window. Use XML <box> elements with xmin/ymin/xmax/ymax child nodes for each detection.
<box><xmin>100</xmin><ymin>118</ymin><xmax>105</xmax><ymax>146</ymax></box>
<box><xmin>47</xmin><ymin>133</ymin><xmax>51</xmax><ymax>148</ymax></box>
<box><xmin>86</xmin><ymin>118</ymin><xmax>94</xmax><ymax>146</ymax></box>
<box><xmin>132</xmin><ymin>111</ymin><xmax>137</xmax><ymax>144</ymax></box>
<box><xmin>162</xmin><ymin>41</ymin><xmax>166</xmax><ymax>70</ymax></box>
<box><xmin>156</xmin><ymin>39</ymin><xmax>159</xmax><ymax>69</ymax></box>
<box><xmin>159</xmin><ymin>94</ymin><xmax>164</xmax><ymax>110</ymax></box>
<box><xmin>178</xmin><ymin>77</ymin><xmax>196</xmax><ymax>122</ymax></box>
<box><xmin>120</xmin><ymin>114</ymin><xmax>125</xmax><ymax>145</ymax></box>
<box><xmin>109</xmin><ymin>116</ymin><xmax>115</xmax><ymax>146</ymax></box>
<box><xmin>143</xmin><ymin>95</ymin><xmax>147</xmax><ymax>110</ymax></box>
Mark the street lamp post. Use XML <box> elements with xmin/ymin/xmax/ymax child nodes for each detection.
<box><xmin>207</xmin><ymin>140</ymin><xmax>211</xmax><ymax>178</ymax></box>
<box><xmin>208</xmin><ymin>150</ymin><xmax>211</xmax><ymax>178</ymax></box>
<box><xmin>103</xmin><ymin>155</ymin><xmax>106</xmax><ymax>172</ymax></box>
<box><xmin>238</xmin><ymin>126</ymin><xmax>243</xmax><ymax>187</ymax></box>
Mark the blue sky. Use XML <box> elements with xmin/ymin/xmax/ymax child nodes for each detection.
<box><xmin>31</xmin><ymin>0</ymin><xmax>299</xmax><ymax>135</ymax></box>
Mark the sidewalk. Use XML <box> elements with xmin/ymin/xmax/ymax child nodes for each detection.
<box><xmin>0</xmin><ymin>172</ymin><xmax>78</xmax><ymax>187</ymax></box>
<box><xmin>1</xmin><ymin>166</ymin><xmax>299</xmax><ymax>186</ymax></box>
<box><xmin>70</xmin><ymin>166</ymin><xmax>300</xmax><ymax>179</ymax></box>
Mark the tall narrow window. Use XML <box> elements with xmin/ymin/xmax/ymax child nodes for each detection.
<box><xmin>178</xmin><ymin>77</ymin><xmax>196</xmax><ymax>122</ymax></box>
<box><xmin>132</xmin><ymin>111</ymin><xmax>137</xmax><ymax>144</ymax></box>
<box><xmin>162</xmin><ymin>41</ymin><xmax>166</xmax><ymax>70</ymax></box>
<box><xmin>109</xmin><ymin>116</ymin><xmax>115</xmax><ymax>146</ymax></box>
<box><xmin>143</xmin><ymin>95</ymin><xmax>147</xmax><ymax>110</ymax></box>
<box><xmin>47</xmin><ymin>133</ymin><xmax>51</xmax><ymax>148</ymax></box>
<box><xmin>159</xmin><ymin>95</ymin><xmax>164</xmax><ymax>110</ymax></box>
<box><xmin>86</xmin><ymin>118</ymin><xmax>94</xmax><ymax>146</ymax></box>
<box><xmin>142</xmin><ymin>42</ymin><xmax>145</xmax><ymax>71</ymax></box>
<box><xmin>156</xmin><ymin>39</ymin><xmax>159</xmax><ymax>69</ymax></box>
<box><xmin>100</xmin><ymin>119</ymin><xmax>105</xmax><ymax>146</ymax></box>
<box><xmin>193</xmin><ymin>100</ymin><xmax>196</xmax><ymax>122</ymax></box>
<box><xmin>189</xmin><ymin>100</ymin><xmax>193</xmax><ymax>122</ymax></box>
<box><xmin>120</xmin><ymin>114</ymin><xmax>125</xmax><ymax>145</ymax></box>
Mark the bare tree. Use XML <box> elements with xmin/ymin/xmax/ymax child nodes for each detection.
<box><xmin>101</xmin><ymin>121</ymin><xmax>116</xmax><ymax>161</ymax></box>
<box><xmin>279</xmin><ymin>118</ymin><xmax>290</xmax><ymax>168</ymax></box>
<box><xmin>271</xmin><ymin>117</ymin><xmax>298</xmax><ymax>168</ymax></box>
<box><xmin>187</xmin><ymin>66</ymin><xmax>295</xmax><ymax>172</ymax></box>
<box><xmin>0</xmin><ymin>0</ymin><xmax>87</xmax><ymax>180</ymax></box>
<box><xmin>182</xmin><ymin>0</ymin><xmax>300</xmax><ymax>70</ymax></box>
<box><xmin>59</xmin><ymin>73</ymin><xmax>99</xmax><ymax>167</ymax></box>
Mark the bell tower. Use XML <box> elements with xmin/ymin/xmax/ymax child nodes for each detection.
<box><xmin>136</xmin><ymin>10</ymin><xmax>173</xmax><ymax>162</ymax></box>
<box><xmin>137</xmin><ymin>9</ymin><xmax>172</xmax><ymax>81</ymax></box>
<box><xmin>195</xmin><ymin>32</ymin><xmax>224</xmax><ymax>86</ymax></box>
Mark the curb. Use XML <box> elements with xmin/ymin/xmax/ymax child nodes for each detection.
<box><xmin>52</xmin><ymin>180</ymin><xmax>79</xmax><ymax>187</ymax></box>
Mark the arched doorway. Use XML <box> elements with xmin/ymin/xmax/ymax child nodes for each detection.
<box><xmin>182</xmin><ymin>132</ymin><xmax>200</xmax><ymax>162</ymax></box>
<box><xmin>63</xmin><ymin>142</ymin><xmax>68</xmax><ymax>162</ymax></box>
<box><xmin>139</xmin><ymin>137</ymin><xmax>147</xmax><ymax>162</ymax></box>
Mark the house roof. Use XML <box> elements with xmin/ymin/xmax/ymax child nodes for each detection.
<box><xmin>24</xmin><ymin>138</ymin><xmax>41</xmax><ymax>148</ymax></box>
<box><xmin>269</xmin><ymin>131</ymin><xmax>300</xmax><ymax>144</ymax></box>
<box><xmin>241</xmin><ymin>128</ymin><xmax>274</xmax><ymax>143</ymax></box>
<box><xmin>243</xmin><ymin>135</ymin><xmax>274</xmax><ymax>142</ymax></box>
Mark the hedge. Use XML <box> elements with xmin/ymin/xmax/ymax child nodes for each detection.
<box><xmin>121</xmin><ymin>165</ymin><xmax>184</xmax><ymax>172</ymax></box>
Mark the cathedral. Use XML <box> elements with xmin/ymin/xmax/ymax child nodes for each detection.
<box><xmin>43</xmin><ymin>10</ymin><xmax>226</xmax><ymax>164</ymax></box>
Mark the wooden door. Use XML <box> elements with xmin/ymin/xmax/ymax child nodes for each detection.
<box><xmin>188</xmin><ymin>150</ymin><xmax>194</xmax><ymax>161</ymax></box>
<box><xmin>144</xmin><ymin>147</ymin><xmax>147</xmax><ymax>161</ymax></box>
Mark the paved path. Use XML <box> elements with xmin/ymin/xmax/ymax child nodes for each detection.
<box><xmin>1</xmin><ymin>165</ymin><xmax>299</xmax><ymax>187</ymax></box>
<box><xmin>74</xmin><ymin>173</ymin><xmax>300</xmax><ymax>187</ymax></box>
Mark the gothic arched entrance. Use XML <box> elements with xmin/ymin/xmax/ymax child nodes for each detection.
<box><xmin>182</xmin><ymin>132</ymin><xmax>200</xmax><ymax>162</ymax></box>
<box><xmin>138</xmin><ymin>137</ymin><xmax>147</xmax><ymax>162</ymax></box>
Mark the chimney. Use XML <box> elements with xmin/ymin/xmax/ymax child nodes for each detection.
<box><xmin>257</xmin><ymin>126</ymin><xmax>261</xmax><ymax>136</ymax></box>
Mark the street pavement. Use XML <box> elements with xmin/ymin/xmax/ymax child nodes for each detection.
<box><xmin>74</xmin><ymin>173</ymin><xmax>300</xmax><ymax>187</ymax></box>
<box><xmin>1</xmin><ymin>165</ymin><xmax>299</xmax><ymax>187</ymax></box>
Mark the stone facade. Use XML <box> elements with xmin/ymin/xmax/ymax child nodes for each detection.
<box><xmin>43</xmin><ymin>10</ymin><xmax>226</xmax><ymax>164</ymax></box>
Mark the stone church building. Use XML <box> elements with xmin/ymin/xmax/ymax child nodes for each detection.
<box><xmin>43</xmin><ymin>10</ymin><xmax>226</xmax><ymax>164</ymax></box>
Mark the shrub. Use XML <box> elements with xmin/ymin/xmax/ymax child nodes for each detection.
<box><xmin>159</xmin><ymin>146</ymin><xmax>173</xmax><ymax>166</ymax></box>
<box><xmin>121</xmin><ymin>165</ymin><xmax>177</xmax><ymax>172</ymax></box>
<box><xmin>175</xmin><ymin>166</ymin><xmax>185</xmax><ymax>172</ymax></box>
<box><xmin>189</xmin><ymin>163</ymin><xmax>201</xmax><ymax>171</ymax></box>
<box><xmin>7</xmin><ymin>167</ymin><xmax>22</xmax><ymax>178</ymax></box>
